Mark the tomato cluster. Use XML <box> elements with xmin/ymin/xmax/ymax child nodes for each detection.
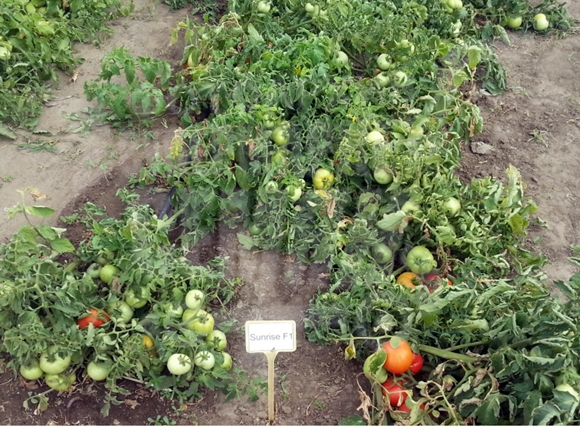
<box><xmin>363</xmin><ymin>337</ymin><xmax>426</xmax><ymax>414</ymax></box>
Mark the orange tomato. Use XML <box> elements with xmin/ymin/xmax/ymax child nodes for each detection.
<box><xmin>381</xmin><ymin>338</ymin><xmax>414</xmax><ymax>374</ymax></box>
<box><xmin>396</xmin><ymin>272</ymin><xmax>419</xmax><ymax>289</ymax></box>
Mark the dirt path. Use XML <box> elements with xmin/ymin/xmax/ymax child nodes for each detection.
<box><xmin>1</xmin><ymin>1</ymin><xmax>580</xmax><ymax>425</ymax></box>
<box><xmin>460</xmin><ymin>4</ymin><xmax>580</xmax><ymax>285</ymax></box>
<box><xmin>0</xmin><ymin>0</ymin><xmax>184</xmax><ymax>241</ymax></box>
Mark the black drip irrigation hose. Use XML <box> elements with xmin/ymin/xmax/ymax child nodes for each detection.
<box><xmin>156</xmin><ymin>154</ymin><xmax>192</xmax><ymax>219</ymax></box>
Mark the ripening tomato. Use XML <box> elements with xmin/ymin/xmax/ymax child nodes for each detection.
<box><xmin>396</xmin><ymin>272</ymin><xmax>419</xmax><ymax>289</ymax></box>
<box><xmin>78</xmin><ymin>308</ymin><xmax>110</xmax><ymax>330</ymax></box>
<box><xmin>409</xmin><ymin>353</ymin><xmax>423</xmax><ymax>375</ymax></box>
<box><xmin>424</xmin><ymin>272</ymin><xmax>452</xmax><ymax>288</ymax></box>
<box><xmin>381</xmin><ymin>338</ymin><xmax>414</xmax><ymax>374</ymax></box>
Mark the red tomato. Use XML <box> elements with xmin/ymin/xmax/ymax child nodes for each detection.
<box><xmin>409</xmin><ymin>353</ymin><xmax>423</xmax><ymax>375</ymax></box>
<box><xmin>381</xmin><ymin>378</ymin><xmax>411</xmax><ymax>407</ymax></box>
<box><xmin>78</xmin><ymin>309</ymin><xmax>110</xmax><ymax>329</ymax></box>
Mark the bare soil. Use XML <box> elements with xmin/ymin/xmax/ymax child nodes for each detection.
<box><xmin>0</xmin><ymin>1</ymin><xmax>579</xmax><ymax>425</ymax></box>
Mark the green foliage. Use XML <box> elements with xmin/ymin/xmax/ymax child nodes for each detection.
<box><xmin>0</xmin><ymin>0</ymin><xmax>130</xmax><ymax>128</ymax></box>
<box><xmin>84</xmin><ymin>47</ymin><xmax>173</xmax><ymax>122</ymax></box>
<box><xmin>0</xmin><ymin>189</ymin><xmax>256</xmax><ymax>415</ymax></box>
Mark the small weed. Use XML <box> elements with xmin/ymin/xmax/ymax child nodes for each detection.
<box><xmin>60</xmin><ymin>213</ymin><xmax>80</xmax><ymax>225</ymax></box>
<box><xmin>279</xmin><ymin>375</ymin><xmax>290</xmax><ymax>399</ymax></box>
<box><xmin>314</xmin><ymin>399</ymin><xmax>326</xmax><ymax>410</ymax></box>
<box><xmin>527</xmin><ymin>129</ymin><xmax>549</xmax><ymax>147</ymax></box>
<box><xmin>2</xmin><ymin>175</ymin><xmax>14</xmax><ymax>182</ymax></box>
<box><xmin>147</xmin><ymin>415</ymin><xmax>176</xmax><ymax>426</ymax></box>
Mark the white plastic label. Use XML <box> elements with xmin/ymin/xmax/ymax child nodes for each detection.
<box><xmin>245</xmin><ymin>320</ymin><xmax>297</xmax><ymax>353</ymax></box>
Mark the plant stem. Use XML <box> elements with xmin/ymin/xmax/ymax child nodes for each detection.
<box><xmin>445</xmin><ymin>340</ymin><xmax>488</xmax><ymax>352</ymax></box>
<box><xmin>417</xmin><ymin>344</ymin><xmax>479</xmax><ymax>364</ymax></box>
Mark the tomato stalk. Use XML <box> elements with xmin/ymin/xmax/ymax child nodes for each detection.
<box><xmin>416</xmin><ymin>344</ymin><xmax>478</xmax><ymax>364</ymax></box>
<box><xmin>33</xmin><ymin>269</ymin><xmax>55</xmax><ymax>327</ymax></box>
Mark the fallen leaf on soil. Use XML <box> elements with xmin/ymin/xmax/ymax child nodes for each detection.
<box><xmin>124</xmin><ymin>399</ymin><xmax>140</xmax><ymax>409</ymax></box>
<box><xmin>29</xmin><ymin>188</ymin><xmax>47</xmax><ymax>201</ymax></box>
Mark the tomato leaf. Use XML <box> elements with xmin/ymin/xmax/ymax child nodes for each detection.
<box><xmin>236</xmin><ymin>233</ymin><xmax>255</xmax><ymax>250</ymax></box>
<box><xmin>344</xmin><ymin>340</ymin><xmax>356</xmax><ymax>360</ymax></box>
<box><xmin>49</xmin><ymin>238</ymin><xmax>75</xmax><ymax>254</ymax></box>
<box><xmin>24</xmin><ymin>206</ymin><xmax>55</xmax><ymax>218</ymax></box>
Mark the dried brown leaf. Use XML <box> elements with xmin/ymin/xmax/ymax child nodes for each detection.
<box><xmin>124</xmin><ymin>399</ymin><xmax>140</xmax><ymax>409</ymax></box>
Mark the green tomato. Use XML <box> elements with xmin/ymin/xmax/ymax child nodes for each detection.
<box><xmin>107</xmin><ymin>300</ymin><xmax>134</xmax><ymax>324</ymax></box>
<box><xmin>124</xmin><ymin>287</ymin><xmax>150</xmax><ymax>309</ymax></box>
<box><xmin>183</xmin><ymin>309</ymin><xmax>215</xmax><ymax>336</ymax></box>
<box><xmin>272</xmin><ymin>150</ymin><xmax>288</xmax><ymax>165</ymax></box>
<box><xmin>445</xmin><ymin>0</ymin><xmax>462</xmax><ymax>9</ymax></box>
<box><xmin>313</xmin><ymin>168</ymin><xmax>335</xmax><ymax>190</ymax></box>
<box><xmin>185</xmin><ymin>289</ymin><xmax>205</xmax><ymax>311</ymax></box>
<box><xmin>248</xmin><ymin>223</ymin><xmax>263</xmax><ymax>236</ymax></box>
<box><xmin>374</xmin><ymin>72</ymin><xmax>391</xmax><ymax>88</ymax></box>
<box><xmin>96</xmin><ymin>249</ymin><xmax>114</xmax><ymax>266</ymax></box>
<box><xmin>162</xmin><ymin>302</ymin><xmax>184</xmax><ymax>317</ymax></box>
<box><xmin>304</xmin><ymin>2</ymin><xmax>315</xmax><ymax>13</ymax></box>
<box><xmin>45</xmin><ymin>372</ymin><xmax>76</xmax><ymax>391</ymax></box>
<box><xmin>194</xmin><ymin>350</ymin><xmax>216</xmax><ymax>370</ymax></box>
<box><xmin>87</xmin><ymin>359</ymin><xmax>112</xmax><ymax>381</ymax></box>
<box><xmin>372</xmin><ymin>243</ymin><xmax>393</xmax><ymax>264</ymax></box>
<box><xmin>167</xmin><ymin>353</ymin><xmax>192</xmax><ymax>375</ymax></box>
<box><xmin>333</xmin><ymin>51</ymin><xmax>349</xmax><ymax>67</ymax></box>
<box><xmin>444</xmin><ymin>197</ymin><xmax>461</xmax><ymax>216</ymax></box>
<box><xmin>287</xmin><ymin>186</ymin><xmax>302</xmax><ymax>202</ymax></box>
<box><xmin>365</xmin><ymin>130</ymin><xmax>385</xmax><ymax>144</ymax></box>
<box><xmin>265</xmin><ymin>180</ymin><xmax>278</xmax><ymax>194</ymax></box>
<box><xmin>393</xmin><ymin>71</ymin><xmax>408</xmax><ymax>88</ymax></box>
<box><xmin>86</xmin><ymin>263</ymin><xmax>101</xmax><ymax>280</ymax></box>
<box><xmin>272</xmin><ymin>125</ymin><xmax>290</xmax><ymax>146</ymax></box>
<box><xmin>376</xmin><ymin>54</ymin><xmax>391</xmax><ymax>71</ymax></box>
<box><xmin>219</xmin><ymin>352</ymin><xmax>233</xmax><ymax>371</ymax></box>
<box><xmin>20</xmin><ymin>360</ymin><xmax>44</xmax><ymax>380</ymax></box>
<box><xmin>533</xmin><ymin>14</ymin><xmax>549</xmax><ymax>31</ymax></box>
<box><xmin>373</xmin><ymin>167</ymin><xmax>393</xmax><ymax>185</ymax></box>
<box><xmin>256</xmin><ymin>0</ymin><xmax>271</xmax><ymax>13</ymax></box>
<box><xmin>99</xmin><ymin>264</ymin><xmax>119</xmax><ymax>284</ymax></box>
<box><xmin>401</xmin><ymin>199</ymin><xmax>420</xmax><ymax>213</ymax></box>
<box><xmin>506</xmin><ymin>16</ymin><xmax>522</xmax><ymax>29</ymax></box>
<box><xmin>39</xmin><ymin>346</ymin><xmax>72</xmax><ymax>375</ymax></box>
<box><xmin>206</xmin><ymin>330</ymin><xmax>228</xmax><ymax>351</ymax></box>
<box><xmin>406</xmin><ymin>246</ymin><xmax>437</xmax><ymax>275</ymax></box>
